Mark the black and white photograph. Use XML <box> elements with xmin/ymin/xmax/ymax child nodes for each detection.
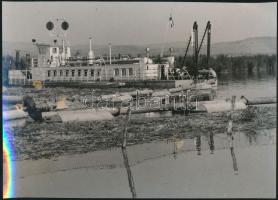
<box><xmin>2</xmin><ymin>1</ymin><xmax>277</xmax><ymax>198</ymax></box>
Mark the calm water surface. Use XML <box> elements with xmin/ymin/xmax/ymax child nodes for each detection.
<box><xmin>217</xmin><ymin>72</ymin><xmax>276</xmax><ymax>99</ymax></box>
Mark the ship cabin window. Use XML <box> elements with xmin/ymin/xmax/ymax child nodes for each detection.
<box><xmin>71</xmin><ymin>70</ymin><xmax>75</xmax><ymax>77</ymax></box>
<box><xmin>53</xmin><ymin>70</ymin><xmax>57</xmax><ymax>77</ymax></box>
<box><xmin>91</xmin><ymin>69</ymin><xmax>94</xmax><ymax>77</ymax></box>
<box><xmin>129</xmin><ymin>68</ymin><xmax>133</xmax><ymax>76</ymax></box>
<box><xmin>78</xmin><ymin>69</ymin><xmax>82</xmax><ymax>77</ymax></box>
<box><xmin>47</xmin><ymin>70</ymin><xmax>51</xmax><ymax>77</ymax></box>
<box><xmin>122</xmin><ymin>69</ymin><xmax>127</xmax><ymax>77</ymax></box>
<box><xmin>114</xmin><ymin>69</ymin><xmax>119</xmax><ymax>76</ymax></box>
<box><xmin>60</xmin><ymin>70</ymin><xmax>63</xmax><ymax>76</ymax></box>
<box><xmin>65</xmin><ymin>70</ymin><xmax>69</xmax><ymax>77</ymax></box>
<box><xmin>97</xmin><ymin>70</ymin><xmax>101</xmax><ymax>77</ymax></box>
<box><xmin>52</xmin><ymin>48</ymin><xmax>57</xmax><ymax>54</ymax></box>
<box><xmin>84</xmin><ymin>69</ymin><xmax>88</xmax><ymax>77</ymax></box>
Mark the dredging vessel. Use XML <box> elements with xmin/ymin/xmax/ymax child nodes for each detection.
<box><xmin>8</xmin><ymin>19</ymin><xmax>217</xmax><ymax>90</ymax></box>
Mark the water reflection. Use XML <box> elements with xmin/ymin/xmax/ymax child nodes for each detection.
<box><xmin>13</xmin><ymin>129</ymin><xmax>276</xmax><ymax>183</ymax></box>
<box><xmin>208</xmin><ymin>132</ymin><xmax>215</xmax><ymax>154</ymax></box>
<box><xmin>173</xmin><ymin>141</ymin><xmax>177</xmax><ymax>159</ymax></box>
<box><xmin>164</xmin><ymin>129</ymin><xmax>274</xmax><ymax>164</ymax></box>
<box><xmin>245</xmin><ymin>131</ymin><xmax>257</xmax><ymax>145</ymax></box>
<box><xmin>227</xmin><ymin>133</ymin><xmax>239</xmax><ymax>174</ymax></box>
<box><xmin>194</xmin><ymin>135</ymin><xmax>201</xmax><ymax>155</ymax></box>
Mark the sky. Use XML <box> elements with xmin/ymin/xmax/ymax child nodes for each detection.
<box><xmin>2</xmin><ymin>2</ymin><xmax>277</xmax><ymax>45</ymax></box>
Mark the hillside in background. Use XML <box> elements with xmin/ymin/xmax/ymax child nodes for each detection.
<box><xmin>3</xmin><ymin>36</ymin><xmax>276</xmax><ymax>57</ymax></box>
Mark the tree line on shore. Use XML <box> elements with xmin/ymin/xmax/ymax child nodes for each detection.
<box><xmin>172</xmin><ymin>54</ymin><xmax>277</xmax><ymax>75</ymax></box>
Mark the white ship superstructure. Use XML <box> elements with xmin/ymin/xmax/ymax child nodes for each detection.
<box><xmin>9</xmin><ymin>39</ymin><xmax>174</xmax><ymax>84</ymax></box>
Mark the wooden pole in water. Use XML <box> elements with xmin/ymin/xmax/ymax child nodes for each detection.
<box><xmin>136</xmin><ymin>90</ymin><xmax>139</xmax><ymax>110</ymax></box>
<box><xmin>121</xmin><ymin>107</ymin><xmax>137</xmax><ymax>198</ymax></box>
<box><xmin>228</xmin><ymin>95</ymin><xmax>239</xmax><ymax>174</ymax></box>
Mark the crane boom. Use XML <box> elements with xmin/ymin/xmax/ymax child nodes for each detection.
<box><xmin>182</xmin><ymin>35</ymin><xmax>192</xmax><ymax>67</ymax></box>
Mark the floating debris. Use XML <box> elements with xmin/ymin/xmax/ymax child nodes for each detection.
<box><xmin>6</xmin><ymin>104</ymin><xmax>276</xmax><ymax>161</ymax></box>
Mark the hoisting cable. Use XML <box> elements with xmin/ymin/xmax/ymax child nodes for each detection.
<box><xmin>182</xmin><ymin>35</ymin><xmax>192</xmax><ymax>67</ymax></box>
<box><xmin>197</xmin><ymin>22</ymin><xmax>209</xmax><ymax>55</ymax></box>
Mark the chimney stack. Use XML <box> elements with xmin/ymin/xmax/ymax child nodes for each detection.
<box><xmin>146</xmin><ymin>47</ymin><xmax>150</xmax><ymax>58</ymax></box>
<box><xmin>88</xmin><ymin>37</ymin><xmax>94</xmax><ymax>65</ymax></box>
<box><xmin>109</xmin><ymin>43</ymin><xmax>112</xmax><ymax>65</ymax></box>
<box><xmin>169</xmin><ymin>48</ymin><xmax>173</xmax><ymax>56</ymax></box>
<box><xmin>61</xmin><ymin>40</ymin><xmax>66</xmax><ymax>65</ymax></box>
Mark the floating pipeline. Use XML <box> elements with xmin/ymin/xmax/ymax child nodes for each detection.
<box><xmin>8</xmin><ymin>105</ymin><xmax>276</xmax><ymax>161</ymax></box>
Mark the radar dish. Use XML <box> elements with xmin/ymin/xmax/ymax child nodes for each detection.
<box><xmin>61</xmin><ymin>21</ymin><xmax>69</xmax><ymax>30</ymax></box>
<box><xmin>46</xmin><ymin>21</ymin><xmax>54</xmax><ymax>31</ymax></box>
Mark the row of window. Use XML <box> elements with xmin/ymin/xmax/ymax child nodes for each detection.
<box><xmin>114</xmin><ymin>68</ymin><xmax>133</xmax><ymax>77</ymax></box>
<box><xmin>47</xmin><ymin>68</ymin><xmax>135</xmax><ymax>78</ymax></box>
<box><xmin>47</xmin><ymin>69</ymin><xmax>101</xmax><ymax>78</ymax></box>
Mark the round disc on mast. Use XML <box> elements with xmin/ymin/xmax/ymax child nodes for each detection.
<box><xmin>61</xmin><ymin>21</ymin><xmax>69</xmax><ymax>30</ymax></box>
<box><xmin>46</xmin><ymin>21</ymin><xmax>54</xmax><ymax>31</ymax></box>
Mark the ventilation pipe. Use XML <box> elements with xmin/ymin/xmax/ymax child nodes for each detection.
<box><xmin>109</xmin><ymin>43</ymin><xmax>112</xmax><ymax>65</ymax></box>
<box><xmin>167</xmin><ymin>48</ymin><xmax>175</xmax><ymax>69</ymax></box>
<box><xmin>88</xmin><ymin>37</ymin><xmax>94</xmax><ymax>65</ymax></box>
<box><xmin>146</xmin><ymin>48</ymin><xmax>150</xmax><ymax>58</ymax></box>
<box><xmin>61</xmin><ymin>40</ymin><xmax>66</xmax><ymax>66</ymax></box>
<box><xmin>66</xmin><ymin>45</ymin><xmax>71</xmax><ymax>59</ymax></box>
<box><xmin>169</xmin><ymin>48</ymin><xmax>173</xmax><ymax>56</ymax></box>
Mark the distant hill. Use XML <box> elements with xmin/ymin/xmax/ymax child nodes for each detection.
<box><xmin>145</xmin><ymin>36</ymin><xmax>277</xmax><ymax>56</ymax></box>
<box><xmin>2</xmin><ymin>36</ymin><xmax>276</xmax><ymax>57</ymax></box>
<box><xmin>206</xmin><ymin>36</ymin><xmax>276</xmax><ymax>56</ymax></box>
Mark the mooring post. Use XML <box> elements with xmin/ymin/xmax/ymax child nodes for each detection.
<box><xmin>228</xmin><ymin>95</ymin><xmax>239</xmax><ymax>174</ymax></box>
<box><xmin>136</xmin><ymin>90</ymin><xmax>139</xmax><ymax>110</ymax></box>
<box><xmin>195</xmin><ymin>97</ymin><xmax>198</xmax><ymax>110</ymax></box>
<box><xmin>121</xmin><ymin>107</ymin><xmax>137</xmax><ymax>198</ymax></box>
<box><xmin>231</xmin><ymin>95</ymin><xmax>236</xmax><ymax>110</ymax></box>
<box><xmin>186</xmin><ymin>89</ymin><xmax>190</xmax><ymax>114</ymax></box>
